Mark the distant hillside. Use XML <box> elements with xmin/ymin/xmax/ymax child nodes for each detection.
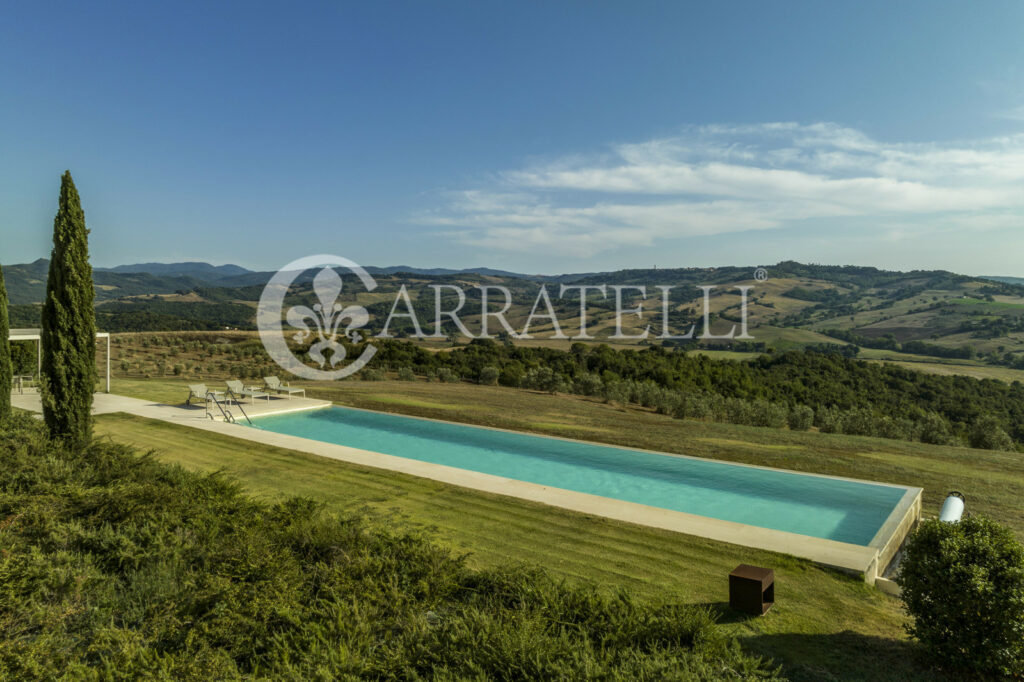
<box><xmin>97</xmin><ymin>262</ymin><xmax>251</xmax><ymax>279</ymax></box>
<box><xmin>1</xmin><ymin>259</ymin><xmax>212</xmax><ymax>305</ymax></box>
<box><xmin>11</xmin><ymin>258</ymin><xmax>1024</xmax><ymax>373</ymax></box>
<box><xmin>984</xmin><ymin>275</ymin><xmax>1024</xmax><ymax>286</ymax></box>
<box><xmin>364</xmin><ymin>265</ymin><xmax>539</xmax><ymax>278</ymax></box>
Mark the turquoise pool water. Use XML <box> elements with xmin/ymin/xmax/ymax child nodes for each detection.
<box><xmin>252</xmin><ymin>407</ymin><xmax>907</xmax><ymax>545</ymax></box>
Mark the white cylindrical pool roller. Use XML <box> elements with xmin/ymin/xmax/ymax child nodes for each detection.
<box><xmin>939</xmin><ymin>491</ymin><xmax>965</xmax><ymax>523</ymax></box>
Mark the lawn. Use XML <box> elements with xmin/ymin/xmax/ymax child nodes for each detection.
<box><xmin>96</xmin><ymin>377</ymin><xmax>1024</xmax><ymax>680</ymax></box>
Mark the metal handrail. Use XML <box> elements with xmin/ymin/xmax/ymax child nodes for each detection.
<box><xmin>206</xmin><ymin>392</ymin><xmax>236</xmax><ymax>424</ymax></box>
<box><xmin>224</xmin><ymin>389</ymin><xmax>254</xmax><ymax>425</ymax></box>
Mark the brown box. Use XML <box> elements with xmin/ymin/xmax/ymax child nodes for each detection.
<box><xmin>729</xmin><ymin>564</ymin><xmax>774</xmax><ymax>615</ymax></box>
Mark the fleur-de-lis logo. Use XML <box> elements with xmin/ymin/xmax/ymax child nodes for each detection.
<box><xmin>258</xmin><ymin>255</ymin><xmax>379</xmax><ymax>381</ymax></box>
<box><xmin>285</xmin><ymin>268</ymin><xmax>369</xmax><ymax>368</ymax></box>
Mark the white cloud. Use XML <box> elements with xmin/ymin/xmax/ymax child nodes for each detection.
<box><xmin>419</xmin><ymin>123</ymin><xmax>1024</xmax><ymax>257</ymax></box>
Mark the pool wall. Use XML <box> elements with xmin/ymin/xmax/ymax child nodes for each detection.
<box><xmin>240</xmin><ymin>404</ymin><xmax>920</xmax><ymax>584</ymax></box>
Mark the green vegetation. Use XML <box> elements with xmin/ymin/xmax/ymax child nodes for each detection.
<box><xmin>40</xmin><ymin>171</ymin><xmax>97</xmax><ymax>446</ymax></box>
<box><xmin>0</xmin><ymin>412</ymin><xmax>779</xmax><ymax>680</ymax></box>
<box><xmin>899</xmin><ymin>517</ymin><xmax>1024</xmax><ymax>678</ymax></box>
<box><xmin>371</xmin><ymin>338</ymin><xmax>1024</xmax><ymax>447</ymax></box>
<box><xmin>100</xmin><ymin>373</ymin><xmax>1024</xmax><ymax>678</ymax></box>
<box><xmin>104</xmin><ymin>332</ymin><xmax>1024</xmax><ymax>450</ymax></box>
<box><xmin>0</xmin><ymin>264</ymin><xmax>11</xmax><ymax>421</ymax></box>
<box><xmin>968</xmin><ymin>415</ymin><xmax>1015</xmax><ymax>451</ymax></box>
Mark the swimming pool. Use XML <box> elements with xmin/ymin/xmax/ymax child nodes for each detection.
<box><xmin>252</xmin><ymin>406</ymin><xmax>911</xmax><ymax>547</ymax></box>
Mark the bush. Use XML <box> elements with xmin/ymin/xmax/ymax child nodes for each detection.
<box><xmin>603</xmin><ymin>380</ymin><xmax>630</xmax><ymax>406</ymax></box>
<box><xmin>787</xmin><ymin>405</ymin><xmax>814</xmax><ymax>431</ymax></box>
<box><xmin>968</xmin><ymin>415</ymin><xmax>1015</xmax><ymax>451</ymax></box>
<box><xmin>478</xmin><ymin>366</ymin><xmax>499</xmax><ymax>386</ymax></box>
<box><xmin>524</xmin><ymin>367</ymin><xmax>563</xmax><ymax>393</ymax></box>
<box><xmin>750</xmin><ymin>399</ymin><xmax>788</xmax><ymax>428</ymax></box>
<box><xmin>917</xmin><ymin>411</ymin><xmax>954</xmax><ymax>445</ymax></box>
<box><xmin>361</xmin><ymin>368</ymin><xmax>385</xmax><ymax>381</ymax></box>
<box><xmin>572</xmin><ymin>372</ymin><xmax>604</xmax><ymax>397</ymax></box>
<box><xmin>839</xmin><ymin>407</ymin><xmax>878</xmax><ymax>437</ymax></box>
<box><xmin>815</xmin><ymin>407</ymin><xmax>842</xmax><ymax>434</ymax></box>
<box><xmin>436</xmin><ymin>367</ymin><xmax>460</xmax><ymax>383</ymax></box>
<box><xmin>396</xmin><ymin>366</ymin><xmax>416</xmax><ymax>381</ymax></box>
<box><xmin>498</xmin><ymin>364</ymin><xmax>524</xmax><ymax>388</ymax></box>
<box><xmin>899</xmin><ymin>516</ymin><xmax>1024</xmax><ymax>677</ymax></box>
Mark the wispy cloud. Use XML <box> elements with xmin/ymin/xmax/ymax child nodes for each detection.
<box><xmin>419</xmin><ymin>123</ymin><xmax>1024</xmax><ymax>257</ymax></box>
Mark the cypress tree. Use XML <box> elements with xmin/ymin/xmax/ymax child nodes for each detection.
<box><xmin>0</xmin><ymin>264</ymin><xmax>11</xmax><ymax>421</ymax></box>
<box><xmin>40</xmin><ymin>171</ymin><xmax>96</xmax><ymax>445</ymax></box>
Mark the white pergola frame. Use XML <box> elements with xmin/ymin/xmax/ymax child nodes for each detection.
<box><xmin>8</xmin><ymin>328</ymin><xmax>110</xmax><ymax>393</ymax></box>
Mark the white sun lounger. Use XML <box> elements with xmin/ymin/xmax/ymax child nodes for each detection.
<box><xmin>264</xmin><ymin>376</ymin><xmax>306</xmax><ymax>399</ymax></box>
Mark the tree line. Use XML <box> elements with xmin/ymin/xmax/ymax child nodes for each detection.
<box><xmin>360</xmin><ymin>338</ymin><xmax>1021</xmax><ymax>450</ymax></box>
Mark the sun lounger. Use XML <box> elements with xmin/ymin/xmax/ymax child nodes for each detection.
<box><xmin>187</xmin><ymin>383</ymin><xmax>225</xmax><ymax>406</ymax></box>
<box><xmin>226</xmin><ymin>380</ymin><xmax>271</xmax><ymax>404</ymax></box>
<box><xmin>264</xmin><ymin>376</ymin><xmax>306</xmax><ymax>399</ymax></box>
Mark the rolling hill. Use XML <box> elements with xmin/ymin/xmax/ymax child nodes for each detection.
<box><xmin>8</xmin><ymin>258</ymin><xmax>1024</xmax><ymax>374</ymax></box>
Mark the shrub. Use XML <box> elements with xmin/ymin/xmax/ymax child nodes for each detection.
<box><xmin>750</xmin><ymin>399</ymin><xmax>788</xmax><ymax>428</ymax></box>
<box><xmin>675</xmin><ymin>392</ymin><xmax>713</xmax><ymax>420</ymax></box>
<box><xmin>572</xmin><ymin>372</ymin><xmax>603</xmax><ymax>397</ymax></box>
<box><xmin>876</xmin><ymin>416</ymin><xmax>913</xmax><ymax>441</ymax></box>
<box><xmin>396</xmin><ymin>366</ymin><xmax>416</xmax><ymax>381</ymax></box>
<box><xmin>478</xmin><ymin>366</ymin><xmax>499</xmax><ymax>386</ymax></box>
<box><xmin>653</xmin><ymin>390</ymin><xmax>681</xmax><ymax>416</ymax></box>
<box><xmin>787</xmin><ymin>405</ymin><xmax>814</xmax><ymax>431</ymax></box>
<box><xmin>524</xmin><ymin>367</ymin><xmax>563</xmax><ymax>393</ymax></box>
<box><xmin>603</xmin><ymin>380</ymin><xmax>630</xmax><ymax>406</ymax></box>
<box><xmin>361</xmin><ymin>368</ymin><xmax>385</xmax><ymax>381</ymax></box>
<box><xmin>815</xmin><ymin>407</ymin><xmax>842</xmax><ymax>434</ymax></box>
<box><xmin>917</xmin><ymin>411</ymin><xmax>954</xmax><ymax>445</ymax></box>
<box><xmin>839</xmin><ymin>407</ymin><xmax>878</xmax><ymax>437</ymax></box>
<box><xmin>968</xmin><ymin>415</ymin><xmax>1015</xmax><ymax>451</ymax></box>
<box><xmin>437</xmin><ymin>367</ymin><xmax>460</xmax><ymax>383</ymax></box>
<box><xmin>899</xmin><ymin>516</ymin><xmax>1024</xmax><ymax>677</ymax></box>
<box><xmin>634</xmin><ymin>381</ymin><xmax>663</xmax><ymax>409</ymax></box>
<box><xmin>498</xmin><ymin>364</ymin><xmax>524</xmax><ymax>388</ymax></box>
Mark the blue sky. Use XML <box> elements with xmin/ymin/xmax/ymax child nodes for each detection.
<box><xmin>2</xmin><ymin>1</ymin><xmax>1024</xmax><ymax>274</ymax></box>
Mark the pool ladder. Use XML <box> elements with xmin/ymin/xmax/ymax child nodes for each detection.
<box><xmin>205</xmin><ymin>392</ymin><xmax>253</xmax><ymax>425</ymax></box>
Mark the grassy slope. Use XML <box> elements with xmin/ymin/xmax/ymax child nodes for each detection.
<box><xmin>98</xmin><ymin>378</ymin><xmax>1024</xmax><ymax>680</ymax></box>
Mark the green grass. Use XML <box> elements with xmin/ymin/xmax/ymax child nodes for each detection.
<box><xmin>5</xmin><ymin>414</ymin><xmax>778</xmax><ymax>680</ymax></box>
<box><xmin>94</xmin><ymin>378</ymin><xmax>1024</xmax><ymax>679</ymax></box>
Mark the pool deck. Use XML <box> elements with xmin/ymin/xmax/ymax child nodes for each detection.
<box><xmin>12</xmin><ymin>391</ymin><xmax>922</xmax><ymax>585</ymax></box>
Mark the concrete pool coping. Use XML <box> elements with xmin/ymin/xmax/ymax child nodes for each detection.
<box><xmin>13</xmin><ymin>392</ymin><xmax>921</xmax><ymax>584</ymax></box>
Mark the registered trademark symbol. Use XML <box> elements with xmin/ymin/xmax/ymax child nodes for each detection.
<box><xmin>753</xmin><ymin>267</ymin><xmax>768</xmax><ymax>282</ymax></box>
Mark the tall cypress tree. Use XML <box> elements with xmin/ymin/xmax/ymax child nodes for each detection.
<box><xmin>0</xmin><ymin>263</ymin><xmax>11</xmax><ymax>422</ymax></box>
<box><xmin>40</xmin><ymin>171</ymin><xmax>96</xmax><ymax>445</ymax></box>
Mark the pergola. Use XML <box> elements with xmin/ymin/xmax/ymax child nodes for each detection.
<box><xmin>8</xmin><ymin>328</ymin><xmax>110</xmax><ymax>393</ymax></box>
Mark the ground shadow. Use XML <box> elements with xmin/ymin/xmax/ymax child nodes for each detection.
<box><xmin>738</xmin><ymin>630</ymin><xmax>944</xmax><ymax>682</ymax></box>
<box><xmin>704</xmin><ymin>600</ymin><xmax>763</xmax><ymax>625</ymax></box>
